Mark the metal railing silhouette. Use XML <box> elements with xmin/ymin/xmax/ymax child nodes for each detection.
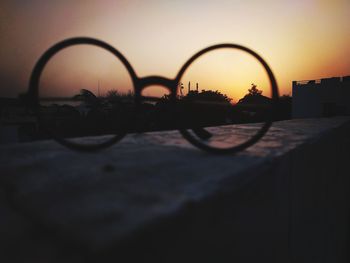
<box><xmin>23</xmin><ymin>37</ymin><xmax>279</xmax><ymax>154</ymax></box>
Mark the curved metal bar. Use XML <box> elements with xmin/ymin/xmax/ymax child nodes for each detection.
<box><xmin>28</xmin><ymin>37</ymin><xmax>138</xmax><ymax>107</ymax></box>
<box><xmin>134</xmin><ymin>76</ymin><xmax>212</xmax><ymax>141</ymax></box>
<box><xmin>27</xmin><ymin>37</ymin><xmax>136</xmax><ymax>152</ymax></box>
<box><xmin>137</xmin><ymin>76</ymin><xmax>176</xmax><ymax>90</ymax></box>
<box><xmin>134</xmin><ymin>75</ymin><xmax>177</xmax><ymax>102</ymax></box>
<box><xmin>175</xmin><ymin>43</ymin><xmax>279</xmax><ymax>154</ymax></box>
<box><xmin>26</xmin><ymin>37</ymin><xmax>280</xmax><ymax>154</ymax></box>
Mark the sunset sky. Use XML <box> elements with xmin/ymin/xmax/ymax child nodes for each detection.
<box><xmin>1</xmin><ymin>0</ymin><xmax>349</xmax><ymax>101</ymax></box>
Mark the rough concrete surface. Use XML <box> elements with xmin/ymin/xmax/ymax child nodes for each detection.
<box><xmin>0</xmin><ymin>117</ymin><xmax>349</xmax><ymax>263</ymax></box>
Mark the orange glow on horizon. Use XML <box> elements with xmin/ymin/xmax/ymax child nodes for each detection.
<box><xmin>0</xmin><ymin>0</ymin><xmax>349</xmax><ymax>98</ymax></box>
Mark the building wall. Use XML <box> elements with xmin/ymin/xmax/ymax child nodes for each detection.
<box><xmin>292</xmin><ymin>76</ymin><xmax>350</xmax><ymax>119</ymax></box>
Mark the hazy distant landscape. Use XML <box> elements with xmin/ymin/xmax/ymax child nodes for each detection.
<box><xmin>0</xmin><ymin>84</ymin><xmax>292</xmax><ymax>144</ymax></box>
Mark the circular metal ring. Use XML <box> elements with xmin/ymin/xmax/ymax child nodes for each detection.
<box><xmin>27</xmin><ymin>37</ymin><xmax>138</xmax><ymax>152</ymax></box>
<box><xmin>175</xmin><ymin>44</ymin><xmax>279</xmax><ymax>154</ymax></box>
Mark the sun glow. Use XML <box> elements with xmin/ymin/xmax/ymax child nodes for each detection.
<box><xmin>0</xmin><ymin>0</ymin><xmax>349</xmax><ymax>98</ymax></box>
<box><xmin>179</xmin><ymin>49</ymin><xmax>271</xmax><ymax>103</ymax></box>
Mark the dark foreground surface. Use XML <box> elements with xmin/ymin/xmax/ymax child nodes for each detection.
<box><xmin>0</xmin><ymin>117</ymin><xmax>349</xmax><ymax>263</ymax></box>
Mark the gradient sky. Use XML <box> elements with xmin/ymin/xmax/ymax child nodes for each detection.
<box><xmin>1</xmin><ymin>0</ymin><xmax>349</xmax><ymax>101</ymax></box>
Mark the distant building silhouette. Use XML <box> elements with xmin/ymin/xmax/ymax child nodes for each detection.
<box><xmin>292</xmin><ymin>76</ymin><xmax>350</xmax><ymax>118</ymax></box>
<box><xmin>187</xmin><ymin>82</ymin><xmax>199</xmax><ymax>95</ymax></box>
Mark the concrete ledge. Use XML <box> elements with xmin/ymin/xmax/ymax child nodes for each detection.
<box><xmin>0</xmin><ymin>117</ymin><xmax>349</xmax><ymax>262</ymax></box>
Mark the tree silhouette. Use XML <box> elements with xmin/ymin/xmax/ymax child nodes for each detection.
<box><xmin>105</xmin><ymin>90</ymin><xmax>134</xmax><ymax>104</ymax></box>
<box><xmin>248</xmin><ymin>84</ymin><xmax>262</xmax><ymax>96</ymax></box>
<box><xmin>184</xmin><ymin>90</ymin><xmax>232</xmax><ymax>104</ymax></box>
<box><xmin>238</xmin><ymin>84</ymin><xmax>269</xmax><ymax>105</ymax></box>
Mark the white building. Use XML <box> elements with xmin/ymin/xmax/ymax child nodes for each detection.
<box><xmin>292</xmin><ymin>76</ymin><xmax>350</xmax><ymax>119</ymax></box>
